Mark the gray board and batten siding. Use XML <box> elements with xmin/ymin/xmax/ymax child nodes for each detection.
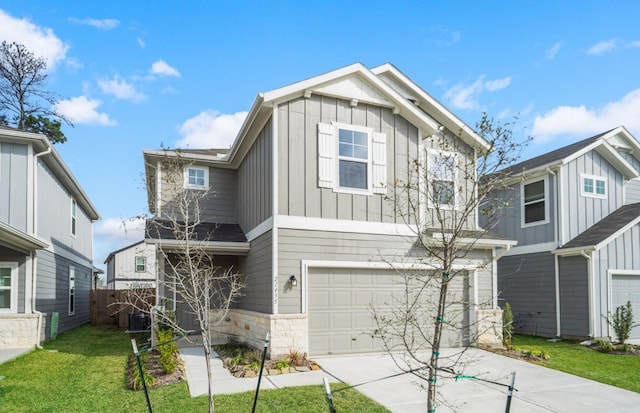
<box><xmin>237</xmin><ymin>118</ymin><xmax>272</xmax><ymax>232</ymax></box>
<box><xmin>557</xmin><ymin>255</ymin><xmax>590</xmax><ymax>338</ymax></box>
<box><xmin>497</xmin><ymin>252</ymin><xmax>557</xmax><ymax>337</ymax></box>
<box><xmin>237</xmin><ymin>230</ymin><xmax>272</xmax><ymax>314</ymax></box>
<box><xmin>0</xmin><ymin>142</ymin><xmax>29</xmax><ymax>232</ymax></box>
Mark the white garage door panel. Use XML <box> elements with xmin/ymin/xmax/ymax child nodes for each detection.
<box><xmin>612</xmin><ymin>274</ymin><xmax>640</xmax><ymax>339</ymax></box>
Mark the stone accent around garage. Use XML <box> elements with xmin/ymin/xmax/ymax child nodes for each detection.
<box><xmin>211</xmin><ymin>309</ymin><xmax>308</xmax><ymax>358</ymax></box>
<box><xmin>475</xmin><ymin>308</ymin><xmax>503</xmax><ymax>347</ymax></box>
<box><xmin>0</xmin><ymin>314</ymin><xmax>39</xmax><ymax>348</ymax></box>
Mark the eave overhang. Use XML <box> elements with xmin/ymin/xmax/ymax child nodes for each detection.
<box><xmin>0</xmin><ymin>221</ymin><xmax>49</xmax><ymax>254</ymax></box>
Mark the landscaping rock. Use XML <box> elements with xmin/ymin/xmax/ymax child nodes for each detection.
<box><xmin>268</xmin><ymin>369</ymin><xmax>280</xmax><ymax>375</ymax></box>
<box><xmin>244</xmin><ymin>370</ymin><xmax>257</xmax><ymax>378</ymax></box>
<box><xmin>295</xmin><ymin>366</ymin><xmax>311</xmax><ymax>372</ymax></box>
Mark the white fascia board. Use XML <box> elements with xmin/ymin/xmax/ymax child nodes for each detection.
<box><xmin>0</xmin><ymin>221</ymin><xmax>49</xmax><ymax>252</ymax></box>
<box><xmin>501</xmin><ymin>241</ymin><xmax>557</xmax><ymax>257</ymax></box>
<box><xmin>594</xmin><ymin>214</ymin><xmax>640</xmax><ymax>251</ymax></box>
<box><xmin>142</xmin><ymin>149</ymin><xmax>232</xmax><ymax>167</ymax></box>
<box><xmin>552</xmin><ymin>245</ymin><xmax>596</xmax><ymax>256</ymax></box>
<box><xmin>146</xmin><ymin>239</ymin><xmax>250</xmax><ymax>254</ymax></box>
<box><xmin>277</xmin><ymin>215</ymin><xmax>417</xmax><ymax>236</ymax></box>
<box><xmin>371</xmin><ymin>63</ymin><xmax>490</xmax><ymax>152</ymax></box>
<box><xmin>595</xmin><ymin>142</ymin><xmax>639</xmax><ymax>179</ymax></box>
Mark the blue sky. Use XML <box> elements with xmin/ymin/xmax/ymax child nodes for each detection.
<box><xmin>2</xmin><ymin>1</ymin><xmax>640</xmax><ymax>274</ymax></box>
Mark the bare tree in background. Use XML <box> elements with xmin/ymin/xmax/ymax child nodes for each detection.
<box><xmin>0</xmin><ymin>41</ymin><xmax>70</xmax><ymax>143</ymax></box>
<box><xmin>124</xmin><ymin>153</ymin><xmax>244</xmax><ymax>413</ymax></box>
<box><xmin>374</xmin><ymin>113</ymin><xmax>529</xmax><ymax>412</ymax></box>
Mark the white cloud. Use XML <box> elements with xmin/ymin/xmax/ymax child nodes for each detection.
<box><xmin>546</xmin><ymin>42</ymin><xmax>561</xmax><ymax>59</ymax></box>
<box><xmin>176</xmin><ymin>110</ymin><xmax>248</xmax><ymax>149</ymax></box>
<box><xmin>98</xmin><ymin>76</ymin><xmax>146</xmax><ymax>102</ymax></box>
<box><xmin>150</xmin><ymin>60</ymin><xmax>180</xmax><ymax>77</ymax></box>
<box><xmin>68</xmin><ymin>17</ymin><xmax>119</xmax><ymax>30</ymax></box>
<box><xmin>587</xmin><ymin>39</ymin><xmax>617</xmax><ymax>55</ymax></box>
<box><xmin>137</xmin><ymin>37</ymin><xmax>146</xmax><ymax>48</ymax></box>
<box><xmin>531</xmin><ymin>89</ymin><xmax>640</xmax><ymax>141</ymax></box>
<box><xmin>55</xmin><ymin>96</ymin><xmax>116</xmax><ymax>126</ymax></box>
<box><xmin>444</xmin><ymin>75</ymin><xmax>511</xmax><ymax>110</ymax></box>
<box><xmin>0</xmin><ymin>9</ymin><xmax>69</xmax><ymax>69</ymax></box>
<box><xmin>629</xmin><ymin>40</ymin><xmax>640</xmax><ymax>48</ymax></box>
<box><xmin>94</xmin><ymin>217</ymin><xmax>146</xmax><ymax>265</ymax></box>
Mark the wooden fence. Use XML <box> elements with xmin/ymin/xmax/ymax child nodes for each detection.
<box><xmin>90</xmin><ymin>289</ymin><xmax>155</xmax><ymax>329</ymax></box>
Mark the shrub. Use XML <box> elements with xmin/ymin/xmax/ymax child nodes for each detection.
<box><xmin>131</xmin><ymin>353</ymin><xmax>155</xmax><ymax>390</ymax></box>
<box><xmin>155</xmin><ymin>329</ymin><xmax>178</xmax><ymax>374</ymax></box>
<box><xmin>607</xmin><ymin>301</ymin><xmax>635</xmax><ymax>344</ymax></box>
<box><xmin>287</xmin><ymin>349</ymin><xmax>305</xmax><ymax>366</ymax></box>
<box><xmin>594</xmin><ymin>339</ymin><xmax>614</xmax><ymax>353</ymax></box>
<box><xmin>618</xmin><ymin>343</ymin><xmax>635</xmax><ymax>353</ymax></box>
<box><xmin>275</xmin><ymin>359</ymin><xmax>291</xmax><ymax>370</ymax></box>
<box><xmin>502</xmin><ymin>302</ymin><xmax>514</xmax><ymax>350</ymax></box>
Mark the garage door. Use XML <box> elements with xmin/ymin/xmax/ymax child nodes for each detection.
<box><xmin>308</xmin><ymin>267</ymin><xmax>469</xmax><ymax>355</ymax></box>
<box><xmin>612</xmin><ymin>274</ymin><xmax>640</xmax><ymax>339</ymax></box>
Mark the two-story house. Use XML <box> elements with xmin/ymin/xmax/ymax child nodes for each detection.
<box><xmin>143</xmin><ymin>63</ymin><xmax>511</xmax><ymax>357</ymax></box>
<box><xmin>490</xmin><ymin>126</ymin><xmax>640</xmax><ymax>341</ymax></box>
<box><xmin>0</xmin><ymin>126</ymin><xmax>100</xmax><ymax>348</ymax></box>
<box><xmin>104</xmin><ymin>240</ymin><xmax>157</xmax><ymax>289</ymax></box>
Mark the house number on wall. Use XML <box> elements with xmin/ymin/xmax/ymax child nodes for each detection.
<box><xmin>273</xmin><ymin>274</ymin><xmax>278</xmax><ymax>306</ymax></box>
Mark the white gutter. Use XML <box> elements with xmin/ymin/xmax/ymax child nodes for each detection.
<box><xmin>554</xmin><ymin>254</ymin><xmax>561</xmax><ymax>337</ymax></box>
<box><xmin>32</xmin><ymin>144</ymin><xmax>52</xmax><ymax>349</ymax></box>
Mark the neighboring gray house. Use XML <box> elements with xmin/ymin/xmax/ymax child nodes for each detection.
<box><xmin>489</xmin><ymin>126</ymin><xmax>640</xmax><ymax>340</ymax></box>
<box><xmin>104</xmin><ymin>240</ymin><xmax>157</xmax><ymax>289</ymax></box>
<box><xmin>0</xmin><ymin>126</ymin><xmax>100</xmax><ymax>348</ymax></box>
<box><xmin>143</xmin><ymin>63</ymin><xmax>511</xmax><ymax>357</ymax></box>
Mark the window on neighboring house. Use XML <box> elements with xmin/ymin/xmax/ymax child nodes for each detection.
<box><xmin>317</xmin><ymin>122</ymin><xmax>387</xmax><ymax>195</ymax></box>
<box><xmin>581</xmin><ymin>174</ymin><xmax>607</xmax><ymax>198</ymax></box>
<box><xmin>68</xmin><ymin>266</ymin><xmax>76</xmax><ymax>315</ymax></box>
<box><xmin>184</xmin><ymin>166</ymin><xmax>208</xmax><ymax>190</ymax></box>
<box><xmin>522</xmin><ymin>178</ymin><xmax>548</xmax><ymax>226</ymax></box>
<box><xmin>0</xmin><ymin>262</ymin><xmax>18</xmax><ymax>313</ymax></box>
<box><xmin>428</xmin><ymin>150</ymin><xmax>457</xmax><ymax>207</ymax></box>
<box><xmin>71</xmin><ymin>199</ymin><xmax>77</xmax><ymax>237</ymax></box>
<box><xmin>135</xmin><ymin>256</ymin><xmax>146</xmax><ymax>272</ymax></box>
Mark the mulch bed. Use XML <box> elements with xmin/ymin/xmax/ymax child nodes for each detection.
<box><xmin>127</xmin><ymin>352</ymin><xmax>184</xmax><ymax>389</ymax></box>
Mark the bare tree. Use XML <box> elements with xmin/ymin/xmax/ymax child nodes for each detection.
<box><xmin>125</xmin><ymin>152</ymin><xmax>244</xmax><ymax>413</ymax></box>
<box><xmin>0</xmin><ymin>41</ymin><xmax>70</xmax><ymax>143</ymax></box>
<box><xmin>374</xmin><ymin>113</ymin><xmax>529</xmax><ymax>411</ymax></box>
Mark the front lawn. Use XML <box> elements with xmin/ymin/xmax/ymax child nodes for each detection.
<box><xmin>0</xmin><ymin>325</ymin><xmax>389</xmax><ymax>412</ymax></box>
<box><xmin>513</xmin><ymin>335</ymin><xmax>640</xmax><ymax>393</ymax></box>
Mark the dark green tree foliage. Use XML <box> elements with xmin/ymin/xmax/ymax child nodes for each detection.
<box><xmin>0</xmin><ymin>41</ymin><xmax>69</xmax><ymax>143</ymax></box>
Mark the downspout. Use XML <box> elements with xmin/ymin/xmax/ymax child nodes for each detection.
<box><xmin>547</xmin><ymin>166</ymin><xmax>563</xmax><ymax>338</ymax></box>
<box><xmin>580</xmin><ymin>250</ymin><xmax>595</xmax><ymax>337</ymax></box>
<box><xmin>554</xmin><ymin>254</ymin><xmax>561</xmax><ymax>337</ymax></box>
<box><xmin>32</xmin><ymin>144</ymin><xmax>52</xmax><ymax>349</ymax></box>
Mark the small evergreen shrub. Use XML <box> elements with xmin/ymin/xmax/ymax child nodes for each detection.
<box><xmin>608</xmin><ymin>301</ymin><xmax>635</xmax><ymax>344</ymax></box>
<box><xmin>131</xmin><ymin>353</ymin><xmax>155</xmax><ymax>390</ymax></box>
<box><xmin>155</xmin><ymin>329</ymin><xmax>178</xmax><ymax>374</ymax></box>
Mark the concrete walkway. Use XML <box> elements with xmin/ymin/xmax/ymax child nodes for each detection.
<box><xmin>181</xmin><ymin>346</ymin><xmax>640</xmax><ymax>412</ymax></box>
<box><xmin>0</xmin><ymin>347</ymin><xmax>32</xmax><ymax>365</ymax></box>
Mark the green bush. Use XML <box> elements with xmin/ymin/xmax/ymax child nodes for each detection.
<box><xmin>155</xmin><ymin>329</ymin><xmax>178</xmax><ymax>374</ymax></box>
<box><xmin>131</xmin><ymin>353</ymin><xmax>155</xmax><ymax>390</ymax></box>
<box><xmin>594</xmin><ymin>339</ymin><xmax>614</xmax><ymax>353</ymax></box>
<box><xmin>608</xmin><ymin>301</ymin><xmax>635</xmax><ymax>344</ymax></box>
<box><xmin>502</xmin><ymin>302</ymin><xmax>514</xmax><ymax>350</ymax></box>
<box><xmin>275</xmin><ymin>359</ymin><xmax>291</xmax><ymax>370</ymax></box>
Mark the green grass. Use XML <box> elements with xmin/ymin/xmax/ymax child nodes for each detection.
<box><xmin>513</xmin><ymin>335</ymin><xmax>640</xmax><ymax>392</ymax></box>
<box><xmin>0</xmin><ymin>325</ymin><xmax>390</xmax><ymax>412</ymax></box>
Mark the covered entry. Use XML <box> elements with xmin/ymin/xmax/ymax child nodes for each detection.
<box><xmin>307</xmin><ymin>266</ymin><xmax>470</xmax><ymax>355</ymax></box>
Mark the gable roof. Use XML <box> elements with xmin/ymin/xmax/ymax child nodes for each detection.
<box><xmin>103</xmin><ymin>240</ymin><xmax>146</xmax><ymax>264</ymax></box>
<box><xmin>0</xmin><ymin>127</ymin><xmax>100</xmax><ymax>221</ymax></box>
<box><xmin>145</xmin><ymin>219</ymin><xmax>249</xmax><ymax>254</ymax></box>
<box><xmin>503</xmin><ymin>126</ymin><xmax>640</xmax><ymax>180</ymax></box>
<box><xmin>554</xmin><ymin>202</ymin><xmax>640</xmax><ymax>255</ymax></box>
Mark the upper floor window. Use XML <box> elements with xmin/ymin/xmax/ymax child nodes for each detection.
<box><xmin>0</xmin><ymin>262</ymin><xmax>18</xmax><ymax>313</ymax></box>
<box><xmin>317</xmin><ymin>122</ymin><xmax>387</xmax><ymax>195</ymax></box>
<box><xmin>521</xmin><ymin>177</ymin><xmax>548</xmax><ymax>227</ymax></box>
<box><xmin>581</xmin><ymin>174</ymin><xmax>607</xmax><ymax>199</ymax></box>
<box><xmin>184</xmin><ymin>166</ymin><xmax>208</xmax><ymax>190</ymax></box>
<box><xmin>71</xmin><ymin>199</ymin><xmax>77</xmax><ymax>237</ymax></box>
<box><xmin>135</xmin><ymin>256</ymin><xmax>146</xmax><ymax>273</ymax></box>
<box><xmin>68</xmin><ymin>266</ymin><xmax>76</xmax><ymax>315</ymax></box>
<box><xmin>428</xmin><ymin>150</ymin><xmax>457</xmax><ymax>208</ymax></box>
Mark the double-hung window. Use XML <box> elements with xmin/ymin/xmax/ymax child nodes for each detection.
<box><xmin>426</xmin><ymin>150</ymin><xmax>457</xmax><ymax>208</ymax></box>
<box><xmin>317</xmin><ymin>122</ymin><xmax>387</xmax><ymax>195</ymax></box>
<box><xmin>521</xmin><ymin>177</ymin><xmax>548</xmax><ymax>226</ymax></box>
<box><xmin>71</xmin><ymin>199</ymin><xmax>77</xmax><ymax>237</ymax></box>
<box><xmin>135</xmin><ymin>256</ymin><xmax>146</xmax><ymax>273</ymax></box>
<box><xmin>581</xmin><ymin>174</ymin><xmax>607</xmax><ymax>198</ymax></box>
<box><xmin>184</xmin><ymin>166</ymin><xmax>208</xmax><ymax>190</ymax></box>
<box><xmin>68</xmin><ymin>266</ymin><xmax>76</xmax><ymax>315</ymax></box>
<box><xmin>0</xmin><ymin>262</ymin><xmax>18</xmax><ymax>313</ymax></box>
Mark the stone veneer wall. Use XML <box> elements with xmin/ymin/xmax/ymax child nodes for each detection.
<box><xmin>212</xmin><ymin>309</ymin><xmax>308</xmax><ymax>358</ymax></box>
<box><xmin>0</xmin><ymin>314</ymin><xmax>39</xmax><ymax>348</ymax></box>
<box><xmin>475</xmin><ymin>308</ymin><xmax>503</xmax><ymax>346</ymax></box>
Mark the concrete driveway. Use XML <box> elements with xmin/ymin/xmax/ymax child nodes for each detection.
<box><xmin>314</xmin><ymin>348</ymin><xmax>640</xmax><ymax>413</ymax></box>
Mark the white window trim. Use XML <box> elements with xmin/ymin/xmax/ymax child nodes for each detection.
<box><xmin>521</xmin><ymin>176</ymin><xmax>550</xmax><ymax>228</ymax></box>
<box><xmin>68</xmin><ymin>265</ymin><xmax>75</xmax><ymax>316</ymax></box>
<box><xmin>333</xmin><ymin>122</ymin><xmax>374</xmax><ymax>195</ymax></box>
<box><xmin>0</xmin><ymin>262</ymin><xmax>18</xmax><ymax>313</ymax></box>
<box><xmin>70</xmin><ymin>199</ymin><xmax>77</xmax><ymax>238</ymax></box>
<box><xmin>426</xmin><ymin>148</ymin><xmax>459</xmax><ymax>210</ymax></box>
<box><xmin>183</xmin><ymin>166</ymin><xmax>209</xmax><ymax>190</ymax></box>
<box><xmin>135</xmin><ymin>256</ymin><xmax>146</xmax><ymax>273</ymax></box>
<box><xmin>580</xmin><ymin>173</ymin><xmax>607</xmax><ymax>199</ymax></box>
